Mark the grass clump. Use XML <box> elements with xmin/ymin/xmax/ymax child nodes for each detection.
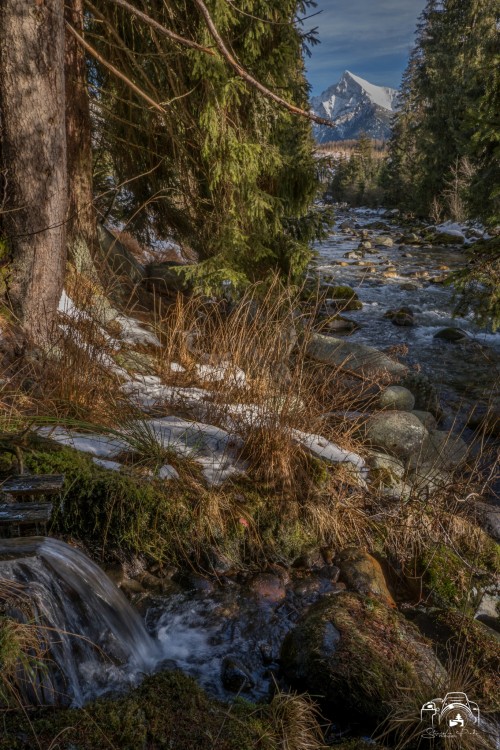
<box><xmin>0</xmin><ymin>671</ymin><xmax>326</xmax><ymax>750</ymax></box>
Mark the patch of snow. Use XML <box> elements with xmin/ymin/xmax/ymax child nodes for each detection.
<box><xmin>170</xmin><ymin>362</ymin><xmax>186</xmax><ymax>373</ymax></box>
<box><xmin>158</xmin><ymin>464</ymin><xmax>180</xmax><ymax>481</ymax></box>
<box><xmin>142</xmin><ymin>417</ymin><xmax>246</xmax><ymax>486</ymax></box>
<box><xmin>38</xmin><ymin>427</ymin><xmax>127</xmax><ymax>458</ymax></box>
<box><xmin>195</xmin><ymin>363</ymin><xmax>246</xmax><ymax>387</ymax></box>
<box><xmin>116</xmin><ymin>314</ymin><xmax>161</xmax><ymax>348</ymax></box>
<box><xmin>92</xmin><ymin>458</ymin><xmax>122</xmax><ymax>472</ymax></box>
<box><xmin>345</xmin><ymin>71</ymin><xmax>397</xmax><ymax>111</ymax></box>
<box><xmin>292</xmin><ymin>429</ymin><xmax>366</xmax><ymax>471</ymax></box>
<box><xmin>121</xmin><ymin>377</ymin><xmax>211</xmax><ymax>411</ymax></box>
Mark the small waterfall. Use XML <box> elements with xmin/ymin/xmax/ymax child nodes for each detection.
<box><xmin>0</xmin><ymin>537</ymin><xmax>161</xmax><ymax>706</ymax></box>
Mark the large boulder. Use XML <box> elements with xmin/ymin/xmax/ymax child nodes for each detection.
<box><xmin>364</xmin><ymin>411</ymin><xmax>429</xmax><ymax>463</ymax></box>
<box><xmin>416</xmin><ymin>429</ymin><xmax>469</xmax><ymax>471</ymax></box>
<box><xmin>307</xmin><ymin>333</ymin><xmax>408</xmax><ymax>379</ymax></box>
<box><xmin>281</xmin><ymin>592</ymin><xmax>445</xmax><ymax>724</ymax></box>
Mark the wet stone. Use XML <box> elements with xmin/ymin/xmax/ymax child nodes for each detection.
<box><xmin>248</xmin><ymin>573</ymin><xmax>287</xmax><ymax>603</ymax></box>
<box><xmin>221</xmin><ymin>657</ymin><xmax>255</xmax><ymax>693</ymax></box>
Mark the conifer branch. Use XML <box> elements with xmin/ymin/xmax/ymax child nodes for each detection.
<box><xmin>191</xmin><ymin>0</ymin><xmax>334</xmax><ymax>127</ymax></box>
<box><xmin>65</xmin><ymin>22</ymin><xmax>167</xmax><ymax>115</ymax></box>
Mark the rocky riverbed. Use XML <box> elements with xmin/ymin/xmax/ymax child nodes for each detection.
<box><xmin>1</xmin><ymin>207</ymin><xmax>499</xmax><ymax>748</ymax></box>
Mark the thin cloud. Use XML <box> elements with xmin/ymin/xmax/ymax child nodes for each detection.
<box><xmin>306</xmin><ymin>0</ymin><xmax>427</xmax><ymax>93</ymax></box>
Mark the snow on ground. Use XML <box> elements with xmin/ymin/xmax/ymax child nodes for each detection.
<box><xmin>38</xmin><ymin>427</ymin><xmax>127</xmax><ymax>458</ymax></box>
<box><xmin>121</xmin><ymin>376</ymin><xmax>212</xmax><ymax>411</ymax></box>
<box><xmin>92</xmin><ymin>458</ymin><xmax>122</xmax><ymax>472</ymax></box>
<box><xmin>115</xmin><ymin>314</ymin><xmax>161</xmax><ymax>347</ymax></box>
<box><xmin>195</xmin><ymin>363</ymin><xmax>246</xmax><ymax>387</ymax></box>
<box><xmin>292</xmin><ymin>429</ymin><xmax>366</xmax><ymax>473</ymax></box>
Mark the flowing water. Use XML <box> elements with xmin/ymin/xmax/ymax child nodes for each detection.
<box><xmin>312</xmin><ymin>208</ymin><xmax>500</xmax><ymax>426</ymax></box>
<box><xmin>1</xmin><ymin>210</ymin><xmax>498</xmax><ymax>710</ymax></box>
<box><xmin>0</xmin><ymin>536</ymin><xmax>160</xmax><ymax>706</ymax></box>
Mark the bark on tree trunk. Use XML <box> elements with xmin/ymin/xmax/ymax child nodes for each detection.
<box><xmin>0</xmin><ymin>0</ymin><xmax>67</xmax><ymax>340</ymax></box>
<box><xmin>65</xmin><ymin>0</ymin><xmax>99</xmax><ymax>275</ymax></box>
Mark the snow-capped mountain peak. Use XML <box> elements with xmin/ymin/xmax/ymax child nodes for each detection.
<box><xmin>311</xmin><ymin>71</ymin><xmax>399</xmax><ymax>143</ymax></box>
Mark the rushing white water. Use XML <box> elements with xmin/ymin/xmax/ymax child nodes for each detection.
<box><xmin>0</xmin><ymin>536</ymin><xmax>161</xmax><ymax>706</ymax></box>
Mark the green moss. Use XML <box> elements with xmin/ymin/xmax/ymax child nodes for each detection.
<box><xmin>419</xmin><ymin>545</ymin><xmax>473</xmax><ymax>610</ymax></box>
<box><xmin>430</xmin><ymin>609</ymin><xmax>500</xmax><ymax>712</ymax></box>
<box><xmin>281</xmin><ymin>592</ymin><xmax>441</xmax><ymax>725</ymax></box>
<box><xmin>0</xmin><ymin>671</ymin><xmax>276</xmax><ymax>750</ymax></box>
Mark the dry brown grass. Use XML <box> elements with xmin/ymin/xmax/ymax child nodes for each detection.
<box><xmin>376</xmin><ymin>650</ymin><xmax>497</xmax><ymax>750</ymax></box>
<box><xmin>267</xmin><ymin>689</ymin><xmax>326</xmax><ymax>750</ymax></box>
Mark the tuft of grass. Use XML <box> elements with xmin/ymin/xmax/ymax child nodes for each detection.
<box><xmin>267</xmin><ymin>690</ymin><xmax>326</xmax><ymax>750</ymax></box>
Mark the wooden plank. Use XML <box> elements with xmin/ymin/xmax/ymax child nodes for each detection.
<box><xmin>0</xmin><ymin>503</ymin><xmax>53</xmax><ymax>523</ymax></box>
<box><xmin>1</xmin><ymin>475</ymin><xmax>64</xmax><ymax>496</ymax></box>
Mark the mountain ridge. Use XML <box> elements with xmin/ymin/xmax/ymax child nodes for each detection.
<box><xmin>311</xmin><ymin>71</ymin><xmax>399</xmax><ymax>143</ymax></box>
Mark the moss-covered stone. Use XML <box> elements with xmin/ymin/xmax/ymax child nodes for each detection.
<box><xmin>329</xmin><ymin>285</ymin><xmax>363</xmax><ymax>311</ymax></box>
<box><xmin>281</xmin><ymin>592</ymin><xmax>445</xmax><ymax>725</ymax></box>
<box><xmin>419</xmin><ymin>545</ymin><xmax>476</xmax><ymax>610</ymax></box>
<box><xmin>21</xmin><ymin>447</ymin><xmax>339</xmax><ymax>567</ymax></box>
<box><xmin>0</xmin><ymin>671</ymin><xmax>276</xmax><ymax>750</ymax></box>
<box><xmin>410</xmin><ymin>608</ymin><xmax>500</xmax><ymax>713</ymax></box>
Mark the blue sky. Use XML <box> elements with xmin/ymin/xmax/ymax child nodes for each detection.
<box><xmin>304</xmin><ymin>0</ymin><xmax>427</xmax><ymax>95</ymax></box>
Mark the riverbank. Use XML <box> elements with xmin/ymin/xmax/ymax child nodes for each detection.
<box><xmin>0</xmin><ymin>212</ymin><xmax>499</xmax><ymax>748</ymax></box>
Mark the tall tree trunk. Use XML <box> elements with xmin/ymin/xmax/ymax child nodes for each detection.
<box><xmin>65</xmin><ymin>0</ymin><xmax>99</xmax><ymax>276</ymax></box>
<box><xmin>0</xmin><ymin>0</ymin><xmax>67</xmax><ymax>340</ymax></box>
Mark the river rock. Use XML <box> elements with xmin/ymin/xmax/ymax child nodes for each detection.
<box><xmin>384</xmin><ymin>307</ymin><xmax>414</xmax><ymax>326</ymax></box>
<box><xmin>398</xmin><ymin>372</ymin><xmax>443</xmax><ymax>419</ymax></box>
<box><xmin>328</xmin><ymin>285</ymin><xmax>363</xmax><ymax>310</ymax></box>
<box><xmin>281</xmin><ymin>592</ymin><xmax>445</xmax><ymax>724</ymax></box>
<box><xmin>322</xmin><ymin>315</ymin><xmax>358</xmax><ymax>333</ymax></box>
<box><xmin>221</xmin><ymin>657</ymin><xmax>254</xmax><ymax>692</ymax></box>
<box><xmin>248</xmin><ymin>573</ymin><xmax>286</xmax><ymax>603</ymax></box>
<box><xmin>293</xmin><ymin>549</ymin><xmax>324</xmax><ymax>570</ymax></box>
<box><xmin>364</xmin><ymin>411</ymin><xmax>429</xmax><ymax>462</ymax></box>
<box><xmin>336</xmin><ymin>548</ymin><xmax>395</xmax><ymax>607</ymax></box>
<box><xmin>376</xmin><ymin>235</ymin><xmax>394</xmax><ymax>247</ymax></box>
<box><xmin>411</xmin><ymin>410</ymin><xmax>438</xmax><ymax>430</ymax></box>
<box><xmin>401</xmin><ymin>232</ymin><xmax>423</xmax><ymax>245</ymax></box>
<box><xmin>367</xmin><ymin>451</ymin><xmax>406</xmax><ymax>489</ymax></box>
<box><xmin>379</xmin><ymin>385</ymin><xmax>415</xmax><ymax>412</ymax></box>
<box><xmin>422</xmin><ymin>430</ymin><xmax>469</xmax><ymax>470</ymax></box>
<box><xmin>434</xmin><ymin>327</ymin><xmax>469</xmax><ymax>342</ymax></box>
<box><xmin>474</xmin><ymin>501</ymin><xmax>500</xmax><ymax>543</ymax></box>
<box><xmin>426</xmin><ymin>230</ymin><xmax>465</xmax><ymax>245</ymax></box>
<box><xmin>307</xmin><ymin>333</ymin><xmax>407</xmax><ymax>379</ymax></box>
<box><xmin>475</xmin><ymin>593</ymin><xmax>500</xmax><ymax>634</ymax></box>
<box><xmin>340</xmin><ymin>220</ymin><xmax>355</xmax><ymax>231</ymax></box>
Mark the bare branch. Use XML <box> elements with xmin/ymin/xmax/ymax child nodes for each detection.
<box><xmin>65</xmin><ymin>22</ymin><xmax>167</xmax><ymax>115</ymax></box>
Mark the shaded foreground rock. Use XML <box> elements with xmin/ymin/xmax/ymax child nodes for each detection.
<box><xmin>307</xmin><ymin>333</ymin><xmax>408</xmax><ymax>379</ymax></box>
<box><xmin>0</xmin><ymin>671</ymin><xmax>276</xmax><ymax>750</ymax></box>
<box><xmin>281</xmin><ymin>592</ymin><xmax>446</xmax><ymax>724</ymax></box>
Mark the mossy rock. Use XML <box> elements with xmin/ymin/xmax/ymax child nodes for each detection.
<box><xmin>329</xmin><ymin>285</ymin><xmax>363</xmax><ymax>311</ymax></box>
<box><xmin>419</xmin><ymin>545</ymin><xmax>478</xmax><ymax>611</ymax></box>
<box><xmin>281</xmin><ymin>591</ymin><xmax>445</xmax><ymax>725</ymax></box>
<box><xmin>0</xmin><ymin>671</ymin><xmax>275</xmax><ymax>750</ymax></box>
<box><xmin>23</xmin><ymin>447</ymin><xmax>330</xmax><ymax>568</ymax></box>
<box><xmin>409</xmin><ymin>608</ymin><xmax>500</xmax><ymax>713</ymax></box>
